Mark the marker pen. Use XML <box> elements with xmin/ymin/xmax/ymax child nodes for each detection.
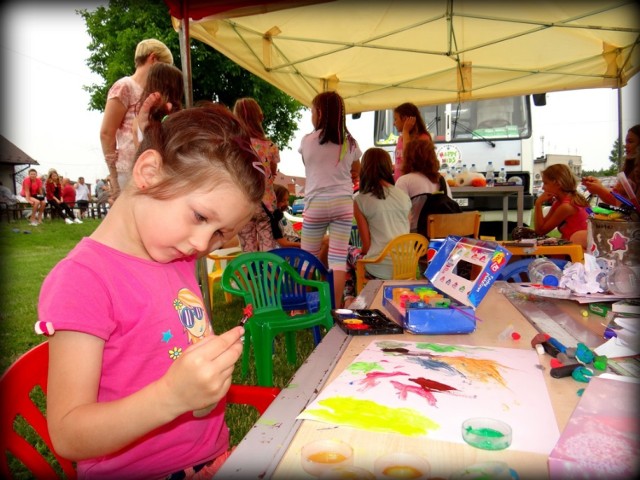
<box><xmin>547</xmin><ymin>337</ymin><xmax>567</xmax><ymax>354</ymax></box>
<box><xmin>541</xmin><ymin>341</ymin><xmax>561</xmax><ymax>358</ymax></box>
<box><xmin>550</xmin><ymin>364</ymin><xmax>582</xmax><ymax>378</ymax></box>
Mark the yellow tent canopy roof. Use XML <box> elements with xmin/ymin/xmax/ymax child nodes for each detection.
<box><xmin>168</xmin><ymin>0</ymin><xmax>639</xmax><ymax>113</ymax></box>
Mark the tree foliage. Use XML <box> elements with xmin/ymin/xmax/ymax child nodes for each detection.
<box><xmin>582</xmin><ymin>138</ymin><xmax>620</xmax><ymax>177</ymax></box>
<box><xmin>77</xmin><ymin>0</ymin><xmax>303</xmax><ymax>148</ymax></box>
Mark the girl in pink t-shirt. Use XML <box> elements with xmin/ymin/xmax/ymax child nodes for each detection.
<box><xmin>40</xmin><ymin>105</ymin><xmax>266</xmax><ymax>479</ymax></box>
<box><xmin>534</xmin><ymin>163</ymin><xmax>589</xmax><ymax>248</ymax></box>
<box><xmin>392</xmin><ymin>102</ymin><xmax>432</xmax><ymax>181</ymax></box>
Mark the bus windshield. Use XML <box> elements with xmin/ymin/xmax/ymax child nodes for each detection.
<box><xmin>374</xmin><ymin>96</ymin><xmax>532</xmax><ymax>146</ymax></box>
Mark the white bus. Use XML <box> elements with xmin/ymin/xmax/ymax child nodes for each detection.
<box><xmin>371</xmin><ymin>95</ymin><xmax>539</xmax><ymax>238</ymax></box>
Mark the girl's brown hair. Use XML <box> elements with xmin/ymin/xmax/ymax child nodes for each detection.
<box><xmin>136</xmin><ymin>104</ymin><xmax>265</xmax><ymax>205</ymax></box>
<box><xmin>394</xmin><ymin>102</ymin><xmax>430</xmax><ymax>138</ymax></box>
<box><xmin>542</xmin><ymin>164</ymin><xmax>589</xmax><ymax>208</ymax></box>
<box><xmin>273</xmin><ymin>184</ymin><xmax>290</xmax><ymax>204</ymax></box>
<box><xmin>403</xmin><ymin>138</ymin><xmax>440</xmax><ymax>183</ymax></box>
<box><xmin>232</xmin><ymin>98</ymin><xmax>267</xmax><ymax>141</ymax></box>
<box><xmin>359</xmin><ymin>148</ymin><xmax>395</xmax><ymax>199</ymax></box>
<box><xmin>312</xmin><ymin>91</ymin><xmax>357</xmax><ymax>154</ymax></box>
<box><xmin>137</xmin><ymin>63</ymin><xmax>184</xmax><ymax>122</ymax></box>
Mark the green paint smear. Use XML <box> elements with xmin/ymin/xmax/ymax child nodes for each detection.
<box><xmin>466</xmin><ymin>427</ymin><xmax>504</xmax><ymax>438</ymax></box>
<box><xmin>305</xmin><ymin>396</ymin><xmax>439</xmax><ymax>436</ymax></box>
<box><xmin>347</xmin><ymin>361</ymin><xmax>383</xmax><ymax>374</ymax></box>
<box><xmin>375</xmin><ymin>340</ymin><xmax>408</xmax><ymax>350</ymax></box>
<box><xmin>464</xmin><ymin>427</ymin><xmax>510</xmax><ymax>450</ymax></box>
<box><xmin>415</xmin><ymin>343</ymin><xmax>464</xmax><ymax>353</ymax></box>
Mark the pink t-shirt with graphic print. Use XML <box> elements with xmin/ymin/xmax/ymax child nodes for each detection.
<box><xmin>38</xmin><ymin>238</ymin><xmax>228</xmax><ymax>480</ymax></box>
<box><xmin>107</xmin><ymin>76</ymin><xmax>144</xmax><ymax>174</ymax></box>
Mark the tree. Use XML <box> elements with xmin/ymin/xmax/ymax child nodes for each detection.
<box><xmin>608</xmin><ymin>138</ymin><xmax>623</xmax><ymax>172</ymax></box>
<box><xmin>78</xmin><ymin>0</ymin><xmax>302</xmax><ymax>148</ymax></box>
<box><xmin>582</xmin><ymin>138</ymin><xmax>622</xmax><ymax>177</ymax></box>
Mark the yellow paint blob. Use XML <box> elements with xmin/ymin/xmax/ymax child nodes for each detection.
<box><xmin>307</xmin><ymin>451</ymin><xmax>348</xmax><ymax>464</ymax></box>
<box><xmin>383</xmin><ymin>465</ymin><xmax>423</xmax><ymax>478</ymax></box>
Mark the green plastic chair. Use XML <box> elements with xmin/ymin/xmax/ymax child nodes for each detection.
<box><xmin>221</xmin><ymin>252</ymin><xmax>334</xmax><ymax>386</ymax></box>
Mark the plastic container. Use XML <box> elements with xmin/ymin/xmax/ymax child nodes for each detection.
<box><xmin>485</xmin><ymin>161</ymin><xmax>495</xmax><ymax>187</ymax></box>
<box><xmin>497</xmin><ymin>167</ymin><xmax>506</xmax><ymax>183</ymax></box>
<box><xmin>528</xmin><ymin>258</ymin><xmax>563</xmax><ymax>287</ymax></box>
<box><xmin>606</xmin><ymin>263</ymin><xmax>638</xmax><ymax>296</ymax></box>
<box><xmin>373</xmin><ymin>452</ymin><xmax>431</xmax><ymax>479</ymax></box>
<box><xmin>301</xmin><ymin>439</ymin><xmax>354</xmax><ymax>476</ymax></box>
<box><xmin>462</xmin><ymin>417</ymin><xmax>512</xmax><ymax>450</ymax></box>
<box><xmin>470</xmin><ymin>163</ymin><xmax>477</xmax><ymax>173</ymax></box>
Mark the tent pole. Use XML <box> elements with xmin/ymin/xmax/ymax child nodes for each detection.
<box><xmin>617</xmin><ymin>86</ymin><xmax>623</xmax><ymax>171</ymax></box>
<box><xmin>178</xmin><ymin>5</ymin><xmax>193</xmax><ymax>108</ymax></box>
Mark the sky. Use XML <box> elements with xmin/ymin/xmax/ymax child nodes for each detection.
<box><xmin>1</xmin><ymin>2</ymin><xmax>639</xmax><ymax>188</ymax></box>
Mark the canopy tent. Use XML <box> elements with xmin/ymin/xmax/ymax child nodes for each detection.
<box><xmin>166</xmin><ymin>0</ymin><xmax>639</xmax><ymax>113</ymax></box>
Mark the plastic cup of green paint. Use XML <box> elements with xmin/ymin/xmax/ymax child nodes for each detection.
<box><xmin>462</xmin><ymin>417</ymin><xmax>512</xmax><ymax>450</ymax></box>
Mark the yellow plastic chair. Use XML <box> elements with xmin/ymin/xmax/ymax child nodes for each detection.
<box><xmin>206</xmin><ymin>249</ymin><xmax>242</xmax><ymax>310</ymax></box>
<box><xmin>426</xmin><ymin>211</ymin><xmax>481</xmax><ymax>239</ymax></box>
<box><xmin>222</xmin><ymin>251</ymin><xmax>334</xmax><ymax>386</ymax></box>
<box><xmin>355</xmin><ymin>233</ymin><xmax>429</xmax><ymax>294</ymax></box>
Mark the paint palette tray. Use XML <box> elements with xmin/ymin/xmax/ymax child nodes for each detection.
<box><xmin>332</xmin><ymin>309</ymin><xmax>403</xmax><ymax>336</ymax></box>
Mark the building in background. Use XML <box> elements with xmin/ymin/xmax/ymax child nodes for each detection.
<box><xmin>274</xmin><ymin>172</ymin><xmax>305</xmax><ymax>196</ymax></box>
<box><xmin>532</xmin><ymin>153</ymin><xmax>583</xmax><ymax>194</ymax></box>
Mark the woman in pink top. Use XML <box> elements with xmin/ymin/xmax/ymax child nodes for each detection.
<box><xmin>534</xmin><ymin>164</ymin><xmax>589</xmax><ymax>248</ymax></box>
<box><xmin>100</xmin><ymin>39</ymin><xmax>173</xmax><ymax>202</ymax></box>
<box><xmin>392</xmin><ymin>102</ymin><xmax>432</xmax><ymax>181</ymax></box>
<box><xmin>41</xmin><ymin>105</ymin><xmax>266</xmax><ymax>479</ymax></box>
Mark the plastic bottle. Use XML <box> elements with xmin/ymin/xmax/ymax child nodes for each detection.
<box><xmin>485</xmin><ymin>161</ymin><xmax>495</xmax><ymax>187</ymax></box>
<box><xmin>441</xmin><ymin>163</ymin><xmax>451</xmax><ymax>180</ymax></box>
<box><xmin>470</xmin><ymin>163</ymin><xmax>477</xmax><ymax>173</ymax></box>
<box><xmin>461</xmin><ymin>164</ymin><xmax>468</xmax><ymax>174</ymax></box>
<box><xmin>606</xmin><ymin>263</ymin><xmax>638</xmax><ymax>296</ymax></box>
<box><xmin>455</xmin><ymin>159</ymin><xmax>463</xmax><ymax>175</ymax></box>
<box><xmin>528</xmin><ymin>258</ymin><xmax>563</xmax><ymax>287</ymax></box>
<box><xmin>497</xmin><ymin>167</ymin><xmax>506</xmax><ymax>184</ymax></box>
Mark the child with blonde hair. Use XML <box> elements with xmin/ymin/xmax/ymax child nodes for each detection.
<box><xmin>535</xmin><ymin>163</ymin><xmax>589</xmax><ymax>248</ymax></box>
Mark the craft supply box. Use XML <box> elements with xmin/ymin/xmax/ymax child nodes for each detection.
<box><xmin>425</xmin><ymin>235</ymin><xmax>511</xmax><ymax>308</ymax></box>
<box><xmin>382</xmin><ymin>283</ymin><xmax>476</xmax><ymax>335</ymax></box>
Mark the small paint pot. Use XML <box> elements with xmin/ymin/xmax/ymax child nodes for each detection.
<box><xmin>334</xmin><ymin>309</ymin><xmax>355</xmax><ymax>318</ymax></box>
<box><xmin>373</xmin><ymin>452</ymin><xmax>431</xmax><ymax>479</ymax></box>
<box><xmin>301</xmin><ymin>439</ymin><xmax>354</xmax><ymax>477</ymax></box>
<box><xmin>462</xmin><ymin>417</ymin><xmax>512</xmax><ymax>450</ymax></box>
<box><xmin>318</xmin><ymin>465</ymin><xmax>375</xmax><ymax>479</ymax></box>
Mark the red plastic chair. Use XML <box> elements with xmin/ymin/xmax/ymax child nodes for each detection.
<box><xmin>0</xmin><ymin>342</ymin><xmax>76</xmax><ymax>479</ymax></box>
<box><xmin>1</xmin><ymin>342</ymin><xmax>280</xmax><ymax>478</ymax></box>
<box><xmin>226</xmin><ymin>384</ymin><xmax>281</xmax><ymax>415</ymax></box>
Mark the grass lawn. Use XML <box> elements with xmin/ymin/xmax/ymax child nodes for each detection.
<box><xmin>0</xmin><ymin>216</ymin><xmax>317</xmax><ymax>477</ymax></box>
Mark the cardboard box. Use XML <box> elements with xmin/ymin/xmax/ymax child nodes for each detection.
<box><xmin>382</xmin><ymin>283</ymin><xmax>476</xmax><ymax>335</ymax></box>
<box><xmin>425</xmin><ymin>236</ymin><xmax>512</xmax><ymax>309</ymax></box>
<box><xmin>548</xmin><ymin>375</ymin><xmax>640</xmax><ymax>479</ymax></box>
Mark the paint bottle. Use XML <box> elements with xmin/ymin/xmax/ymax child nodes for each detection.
<box><xmin>527</xmin><ymin>258</ymin><xmax>562</xmax><ymax>287</ymax></box>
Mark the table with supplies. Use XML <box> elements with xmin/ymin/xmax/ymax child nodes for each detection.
<box><xmin>214</xmin><ymin>280</ymin><xmax>633</xmax><ymax>479</ymax></box>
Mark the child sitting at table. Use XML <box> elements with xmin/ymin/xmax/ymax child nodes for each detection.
<box><xmin>534</xmin><ymin>163</ymin><xmax>589</xmax><ymax>248</ymax></box>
